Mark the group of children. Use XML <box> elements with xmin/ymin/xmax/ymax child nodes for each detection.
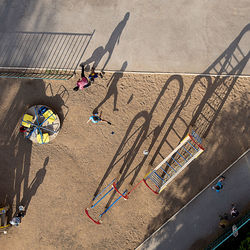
<box><xmin>219</xmin><ymin>204</ymin><xmax>240</xmax><ymax>228</ymax></box>
<box><xmin>211</xmin><ymin>176</ymin><xmax>240</xmax><ymax>228</ymax></box>
<box><xmin>74</xmin><ymin>65</ymin><xmax>112</xmax><ymax>125</ymax></box>
<box><xmin>73</xmin><ymin>65</ymin><xmax>104</xmax><ymax>91</ymax></box>
<box><xmin>9</xmin><ymin>206</ymin><xmax>26</xmax><ymax>227</ymax></box>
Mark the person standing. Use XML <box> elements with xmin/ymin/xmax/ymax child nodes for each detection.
<box><xmin>212</xmin><ymin>176</ymin><xmax>225</xmax><ymax>192</ymax></box>
<box><xmin>231</xmin><ymin>204</ymin><xmax>240</xmax><ymax>218</ymax></box>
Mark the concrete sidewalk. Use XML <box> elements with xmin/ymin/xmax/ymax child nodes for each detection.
<box><xmin>0</xmin><ymin>0</ymin><xmax>249</xmax><ymax>74</ymax></box>
<box><xmin>137</xmin><ymin>149</ymin><xmax>250</xmax><ymax>250</ymax></box>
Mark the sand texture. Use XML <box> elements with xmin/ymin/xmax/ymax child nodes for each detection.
<box><xmin>0</xmin><ymin>72</ymin><xmax>249</xmax><ymax>249</ymax></box>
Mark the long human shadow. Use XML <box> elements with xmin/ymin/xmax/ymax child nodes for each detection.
<box><xmin>144</xmin><ymin>23</ymin><xmax>250</xmax><ymax>239</ymax></box>
<box><xmin>92</xmin><ymin>75</ymin><xmax>184</xmax><ymax>208</ymax></box>
<box><xmin>0</xmin><ymin>78</ymin><xmax>67</xmax><ymax>219</ymax></box>
<box><xmin>93</xmin><ymin>61</ymin><xmax>128</xmax><ymax>113</ymax></box>
<box><xmin>150</xmin><ymin>23</ymin><xmax>250</xmax><ymax>167</ymax></box>
<box><xmin>20</xmin><ymin>157</ymin><xmax>49</xmax><ymax>211</ymax></box>
<box><xmin>101</xmin><ymin>12</ymin><xmax>130</xmax><ymax>72</ymax></box>
<box><xmin>81</xmin><ymin>12</ymin><xmax>130</xmax><ymax>71</ymax></box>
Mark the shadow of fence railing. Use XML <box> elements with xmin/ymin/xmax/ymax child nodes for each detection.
<box><xmin>0</xmin><ymin>30</ymin><xmax>95</xmax><ymax>80</ymax></box>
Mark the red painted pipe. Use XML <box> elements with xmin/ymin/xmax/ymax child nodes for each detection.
<box><xmin>143</xmin><ymin>179</ymin><xmax>159</xmax><ymax>194</ymax></box>
<box><xmin>85</xmin><ymin>208</ymin><xmax>101</xmax><ymax>225</ymax></box>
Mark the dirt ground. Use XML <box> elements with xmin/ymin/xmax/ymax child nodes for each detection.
<box><xmin>0</xmin><ymin>70</ymin><xmax>249</xmax><ymax>249</ymax></box>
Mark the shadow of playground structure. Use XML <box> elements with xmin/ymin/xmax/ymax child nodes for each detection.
<box><xmin>0</xmin><ymin>79</ymin><xmax>69</xmax><ymax>218</ymax></box>
<box><xmin>91</xmin><ymin>23</ymin><xmax>249</xmax><ymax>222</ymax></box>
<box><xmin>93</xmin><ymin>74</ymin><xmax>184</xmax><ymax>208</ymax></box>
<box><xmin>144</xmin><ymin>23</ymin><xmax>250</xmax><ymax>238</ymax></box>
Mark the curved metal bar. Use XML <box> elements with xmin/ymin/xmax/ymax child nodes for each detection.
<box><xmin>143</xmin><ymin>179</ymin><xmax>159</xmax><ymax>194</ymax></box>
<box><xmin>112</xmin><ymin>182</ymin><xmax>128</xmax><ymax>200</ymax></box>
<box><xmin>85</xmin><ymin>208</ymin><xmax>101</xmax><ymax>225</ymax></box>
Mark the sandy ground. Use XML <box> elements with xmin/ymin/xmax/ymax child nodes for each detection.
<box><xmin>0</xmin><ymin>71</ymin><xmax>249</xmax><ymax>250</ymax></box>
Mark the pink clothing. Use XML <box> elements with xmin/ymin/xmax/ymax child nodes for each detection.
<box><xmin>77</xmin><ymin>77</ymin><xmax>88</xmax><ymax>90</ymax></box>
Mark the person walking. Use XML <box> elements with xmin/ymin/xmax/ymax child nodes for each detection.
<box><xmin>73</xmin><ymin>65</ymin><xmax>91</xmax><ymax>91</ymax></box>
<box><xmin>212</xmin><ymin>176</ymin><xmax>225</xmax><ymax>192</ymax></box>
<box><xmin>230</xmin><ymin>204</ymin><xmax>239</xmax><ymax>218</ymax></box>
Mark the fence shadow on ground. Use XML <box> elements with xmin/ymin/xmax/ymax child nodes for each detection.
<box><xmin>143</xmin><ymin>23</ymin><xmax>250</xmax><ymax>240</ymax></box>
<box><xmin>0</xmin><ymin>30</ymin><xmax>95</xmax><ymax>80</ymax></box>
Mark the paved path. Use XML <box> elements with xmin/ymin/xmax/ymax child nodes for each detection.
<box><xmin>0</xmin><ymin>0</ymin><xmax>249</xmax><ymax>74</ymax></box>
<box><xmin>137</xmin><ymin>149</ymin><xmax>250</xmax><ymax>250</ymax></box>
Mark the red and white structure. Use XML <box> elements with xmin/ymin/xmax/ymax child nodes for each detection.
<box><xmin>143</xmin><ymin>130</ymin><xmax>205</xmax><ymax>194</ymax></box>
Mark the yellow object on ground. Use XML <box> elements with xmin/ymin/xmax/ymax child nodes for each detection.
<box><xmin>43</xmin><ymin>110</ymin><xmax>56</xmax><ymax>124</ymax></box>
<box><xmin>37</xmin><ymin>133</ymin><xmax>50</xmax><ymax>144</ymax></box>
<box><xmin>22</xmin><ymin>114</ymin><xmax>33</xmax><ymax>127</ymax></box>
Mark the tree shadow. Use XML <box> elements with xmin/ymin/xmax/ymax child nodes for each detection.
<box><xmin>142</xmin><ymin>96</ymin><xmax>249</xmax><ymax>246</ymax></box>
<box><xmin>93</xmin><ymin>61</ymin><xmax>127</xmax><ymax>113</ymax></box>
<box><xmin>0</xmin><ymin>78</ymin><xmax>67</xmax><ymax>219</ymax></box>
<box><xmin>81</xmin><ymin>12</ymin><xmax>130</xmax><ymax>71</ymax></box>
<box><xmin>143</xmin><ymin>23</ymin><xmax>250</xmax><ymax>239</ymax></box>
<box><xmin>0</xmin><ymin>1</ymin><xmax>94</xmax><ymax>80</ymax></box>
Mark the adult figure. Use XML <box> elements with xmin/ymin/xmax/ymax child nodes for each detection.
<box><xmin>101</xmin><ymin>13</ymin><xmax>130</xmax><ymax>72</ymax></box>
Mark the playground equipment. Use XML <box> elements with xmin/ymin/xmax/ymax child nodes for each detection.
<box><xmin>0</xmin><ymin>206</ymin><xmax>10</xmax><ymax>234</ymax></box>
<box><xmin>143</xmin><ymin>130</ymin><xmax>204</xmax><ymax>194</ymax></box>
<box><xmin>20</xmin><ymin>105</ymin><xmax>60</xmax><ymax>144</ymax></box>
<box><xmin>85</xmin><ymin>178</ymin><xmax>129</xmax><ymax>224</ymax></box>
<box><xmin>86</xmin><ymin>129</ymin><xmax>204</xmax><ymax>224</ymax></box>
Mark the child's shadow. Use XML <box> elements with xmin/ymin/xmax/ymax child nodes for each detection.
<box><xmin>93</xmin><ymin>61</ymin><xmax>127</xmax><ymax>113</ymax></box>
